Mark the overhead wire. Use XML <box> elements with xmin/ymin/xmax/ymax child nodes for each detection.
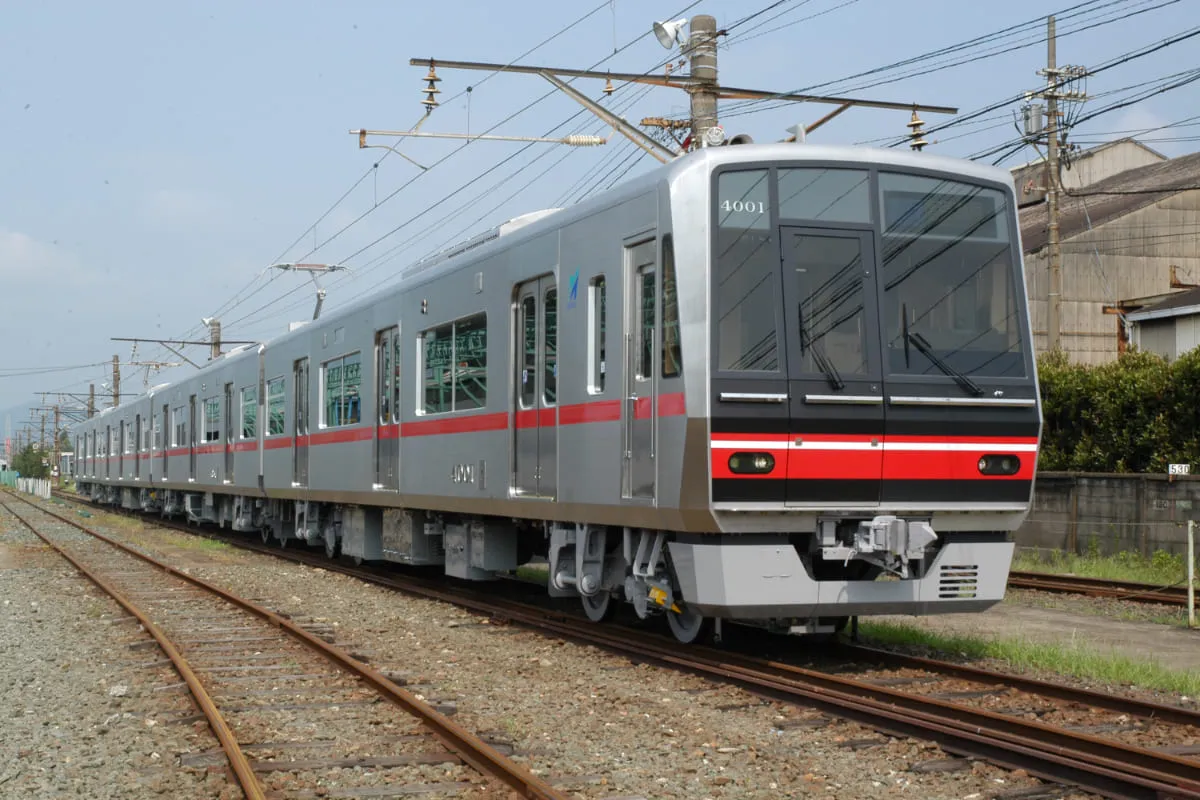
<box><xmin>227</xmin><ymin>1</ymin><xmax>706</xmax><ymax>336</ymax></box>
<box><xmin>142</xmin><ymin>0</ymin><xmax>621</xmax><ymax>368</ymax></box>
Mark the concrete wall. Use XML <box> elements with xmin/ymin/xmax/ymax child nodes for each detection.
<box><xmin>1016</xmin><ymin>472</ymin><xmax>1199</xmax><ymax>556</ymax></box>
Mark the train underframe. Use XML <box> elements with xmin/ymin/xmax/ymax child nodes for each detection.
<box><xmin>77</xmin><ymin>481</ymin><xmax>1014</xmax><ymax>644</ymax></box>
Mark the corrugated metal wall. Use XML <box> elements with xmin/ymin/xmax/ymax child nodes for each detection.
<box><xmin>1023</xmin><ymin>188</ymin><xmax>1200</xmax><ymax>364</ymax></box>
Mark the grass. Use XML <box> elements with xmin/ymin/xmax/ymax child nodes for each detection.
<box><xmin>1013</xmin><ymin>545</ymin><xmax>1187</xmax><ymax>587</ymax></box>
<box><xmin>859</xmin><ymin>619</ymin><xmax>1200</xmax><ymax>697</ymax></box>
<box><xmin>515</xmin><ymin>564</ymin><xmax>549</xmax><ymax>584</ymax></box>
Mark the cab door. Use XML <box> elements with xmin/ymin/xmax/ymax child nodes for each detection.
<box><xmin>780</xmin><ymin>227</ymin><xmax>884</xmax><ymax>506</ymax></box>
<box><xmin>622</xmin><ymin>240</ymin><xmax>657</xmax><ymax>500</ymax></box>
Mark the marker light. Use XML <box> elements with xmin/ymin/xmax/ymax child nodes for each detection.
<box><xmin>728</xmin><ymin>452</ymin><xmax>775</xmax><ymax>474</ymax></box>
<box><xmin>978</xmin><ymin>454</ymin><xmax>1021</xmax><ymax>475</ymax></box>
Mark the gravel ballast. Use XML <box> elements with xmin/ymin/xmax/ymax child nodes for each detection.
<box><xmin>5</xmin><ymin>496</ymin><xmax>1100</xmax><ymax>799</ymax></box>
<box><xmin>0</xmin><ymin>510</ymin><xmax>230</xmax><ymax>799</ymax></box>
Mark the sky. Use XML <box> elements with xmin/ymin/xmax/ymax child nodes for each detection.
<box><xmin>2</xmin><ymin>0</ymin><xmax>1198</xmax><ymax>443</ymax></box>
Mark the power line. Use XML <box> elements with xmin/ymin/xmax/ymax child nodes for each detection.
<box><xmin>142</xmin><ymin>0</ymin><xmax>627</xmax><ymax>368</ymax></box>
<box><xmin>225</xmin><ymin>2</ymin><xmax>706</xmax><ymax>335</ymax></box>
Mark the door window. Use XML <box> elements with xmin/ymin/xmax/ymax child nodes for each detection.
<box><xmin>520</xmin><ymin>296</ymin><xmax>537</xmax><ymax>408</ymax></box>
<box><xmin>790</xmin><ymin>234</ymin><xmax>869</xmax><ymax>377</ymax></box>
<box><xmin>543</xmin><ymin>288</ymin><xmax>557</xmax><ymax>405</ymax></box>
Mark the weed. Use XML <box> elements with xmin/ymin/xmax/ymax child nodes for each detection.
<box><xmin>1014</xmin><ymin>547</ymin><xmax>1187</xmax><ymax>587</ymax></box>
<box><xmin>859</xmin><ymin>619</ymin><xmax>1200</xmax><ymax>696</ymax></box>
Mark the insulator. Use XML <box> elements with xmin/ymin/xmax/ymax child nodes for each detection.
<box><xmin>562</xmin><ymin>135</ymin><xmax>606</xmax><ymax>147</ymax></box>
<box><xmin>906</xmin><ymin>108</ymin><xmax>924</xmax><ymax>130</ymax></box>
<box><xmin>424</xmin><ymin>81</ymin><xmax>441</xmax><ymax>95</ymax></box>
<box><xmin>424</xmin><ymin>66</ymin><xmax>441</xmax><ymax>83</ymax></box>
<box><xmin>603</xmin><ymin>77</ymin><xmax>614</xmax><ymax>95</ymax></box>
<box><xmin>422</xmin><ymin>93</ymin><xmax>439</xmax><ymax>111</ymax></box>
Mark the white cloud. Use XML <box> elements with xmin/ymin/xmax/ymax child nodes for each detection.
<box><xmin>0</xmin><ymin>229</ymin><xmax>87</xmax><ymax>283</ymax></box>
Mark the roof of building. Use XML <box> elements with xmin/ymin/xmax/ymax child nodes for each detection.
<box><xmin>1126</xmin><ymin>286</ymin><xmax>1200</xmax><ymax>323</ymax></box>
<box><xmin>1019</xmin><ymin>149</ymin><xmax>1200</xmax><ymax>253</ymax></box>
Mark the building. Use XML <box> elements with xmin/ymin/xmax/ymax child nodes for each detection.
<box><xmin>1125</xmin><ymin>287</ymin><xmax>1200</xmax><ymax>361</ymax></box>
<box><xmin>1013</xmin><ymin>139</ymin><xmax>1200</xmax><ymax>364</ymax></box>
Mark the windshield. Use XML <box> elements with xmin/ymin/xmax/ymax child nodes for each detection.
<box><xmin>879</xmin><ymin>173</ymin><xmax>1026</xmax><ymax>378</ymax></box>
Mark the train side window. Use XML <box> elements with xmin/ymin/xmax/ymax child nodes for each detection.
<box><xmin>241</xmin><ymin>386</ymin><xmax>257</xmax><ymax>438</ymax></box>
<box><xmin>637</xmin><ymin>267</ymin><xmax>656</xmax><ymax>380</ymax></box>
<box><xmin>125</xmin><ymin>420</ymin><xmax>135</xmax><ymax>454</ymax></box>
<box><xmin>391</xmin><ymin>331</ymin><xmax>402</xmax><ymax>424</ymax></box>
<box><xmin>661</xmin><ymin>234</ymin><xmax>681</xmax><ymax>378</ymax></box>
<box><xmin>172</xmin><ymin>406</ymin><xmax>184</xmax><ymax>447</ymax></box>
<box><xmin>266</xmin><ymin>378</ymin><xmax>286</xmax><ymax>435</ymax></box>
<box><xmin>322</xmin><ymin>352</ymin><xmax>362</xmax><ymax>428</ymax></box>
<box><xmin>588</xmin><ymin>277</ymin><xmax>606</xmax><ymax>394</ymax></box>
<box><xmin>203</xmin><ymin>398</ymin><xmax>221</xmax><ymax>442</ymax></box>
<box><xmin>376</xmin><ymin>327</ymin><xmax>398</xmax><ymax>424</ymax></box>
<box><xmin>420</xmin><ymin>313</ymin><xmax>487</xmax><ymax>414</ymax></box>
<box><xmin>519</xmin><ymin>296</ymin><xmax>536</xmax><ymax>409</ymax></box>
<box><xmin>543</xmin><ymin>288</ymin><xmax>557</xmax><ymax>405</ymax></box>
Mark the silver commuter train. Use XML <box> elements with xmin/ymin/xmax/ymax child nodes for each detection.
<box><xmin>73</xmin><ymin>142</ymin><xmax>1042</xmax><ymax>643</ymax></box>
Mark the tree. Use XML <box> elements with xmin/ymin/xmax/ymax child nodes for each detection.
<box><xmin>12</xmin><ymin>443</ymin><xmax>50</xmax><ymax>479</ymax></box>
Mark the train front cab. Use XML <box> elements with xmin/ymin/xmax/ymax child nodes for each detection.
<box><xmin>677</xmin><ymin>158</ymin><xmax>1040</xmax><ymax>630</ymax></box>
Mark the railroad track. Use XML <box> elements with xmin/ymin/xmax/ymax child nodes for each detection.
<box><xmin>33</xmin><ymin>490</ymin><xmax>1200</xmax><ymax>800</ymax></box>
<box><xmin>0</xmin><ymin>492</ymin><xmax>567</xmax><ymax>800</ymax></box>
<box><xmin>1010</xmin><ymin>570</ymin><xmax>1190</xmax><ymax>607</ymax></box>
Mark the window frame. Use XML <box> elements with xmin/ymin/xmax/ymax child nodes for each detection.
<box><xmin>203</xmin><ymin>397</ymin><xmax>221</xmax><ymax>443</ymax></box>
<box><xmin>418</xmin><ymin>312</ymin><xmax>488</xmax><ymax>416</ymax></box>
<box><xmin>587</xmin><ymin>275</ymin><xmax>607</xmax><ymax>395</ymax></box>
<box><xmin>660</xmin><ymin>234</ymin><xmax>682</xmax><ymax>379</ymax></box>
<box><xmin>321</xmin><ymin>351</ymin><xmax>362</xmax><ymax>429</ymax></box>
<box><xmin>266</xmin><ymin>376</ymin><xmax>286</xmax><ymax>436</ymax></box>
<box><xmin>241</xmin><ymin>385</ymin><xmax>258</xmax><ymax>439</ymax></box>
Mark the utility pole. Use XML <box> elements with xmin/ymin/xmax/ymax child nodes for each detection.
<box><xmin>1044</xmin><ymin>15</ymin><xmax>1062</xmax><ymax>353</ymax></box>
<box><xmin>685</xmin><ymin>15</ymin><xmax>719</xmax><ymax>146</ymax></box>
<box><xmin>39</xmin><ymin>413</ymin><xmax>46</xmax><ymax>454</ymax></box>
<box><xmin>206</xmin><ymin>318</ymin><xmax>222</xmax><ymax>360</ymax></box>
<box><xmin>399</xmin><ymin>17</ymin><xmax>956</xmax><ymax>159</ymax></box>
<box><xmin>112</xmin><ymin>354</ymin><xmax>121</xmax><ymax>407</ymax></box>
<box><xmin>52</xmin><ymin>404</ymin><xmax>60</xmax><ymax>484</ymax></box>
<box><xmin>88</xmin><ymin>384</ymin><xmax>95</xmax><ymax>418</ymax></box>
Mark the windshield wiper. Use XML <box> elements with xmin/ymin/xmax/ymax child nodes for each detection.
<box><xmin>906</xmin><ymin>331</ymin><xmax>984</xmax><ymax>397</ymax></box>
<box><xmin>798</xmin><ymin>305</ymin><xmax>845</xmax><ymax>391</ymax></box>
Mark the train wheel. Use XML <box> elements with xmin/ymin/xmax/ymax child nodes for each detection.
<box><xmin>667</xmin><ymin>604</ymin><xmax>711</xmax><ymax>645</ymax></box>
<box><xmin>581</xmin><ymin>591</ymin><xmax>615</xmax><ymax>623</ymax></box>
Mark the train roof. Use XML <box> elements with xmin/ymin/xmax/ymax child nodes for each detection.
<box><xmin>84</xmin><ymin>143</ymin><xmax>1014</xmax><ymax>418</ymax></box>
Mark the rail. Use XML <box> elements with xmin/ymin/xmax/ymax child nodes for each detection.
<box><xmin>1009</xmin><ymin>569</ymin><xmax>1189</xmax><ymax>606</ymax></box>
<box><xmin>40</xmin><ymin>489</ymin><xmax>1200</xmax><ymax>800</ymax></box>
<box><xmin>3</xmin><ymin>490</ymin><xmax>569</xmax><ymax>800</ymax></box>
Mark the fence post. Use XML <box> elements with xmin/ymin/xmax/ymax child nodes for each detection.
<box><xmin>1189</xmin><ymin>519</ymin><xmax>1196</xmax><ymax>630</ymax></box>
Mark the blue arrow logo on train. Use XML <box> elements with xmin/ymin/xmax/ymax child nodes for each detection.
<box><xmin>567</xmin><ymin>269</ymin><xmax>579</xmax><ymax>310</ymax></box>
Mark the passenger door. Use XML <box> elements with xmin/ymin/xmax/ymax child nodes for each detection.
<box><xmin>511</xmin><ymin>276</ymin><xmax>556</xmax><ymax>498</ymax></box>
<box><xmin>188</xmin><ymin>396</ymin><xmax>197</xmax><ymax>481</ymax></box>
<box><xmin>622</xmin><ymin>239</ymin><xmax>657</xmax><ymax>500</ymax></box>
<box><xmin>134</xmin><ymin>415</ymin><xmax>142</xmax><ymax>480</ymax></box>
<box><xmin>780</xmin><ymin>227</ymin><xmax>884</xmax><ymax>506</ymax></box>
<box><xmin>374</xmin><ymin>327</ymin><xmax>399</xmax><ymax>490</ymax></box>
<box><xmin>223</xmin><ymin>383</ymin><xmax>234</xmax><ymax>483</ymax></box>
<box><xmin>292</xmin><ymin>357</ymin><xmax>309</xmax><ymax>486</ymax></box>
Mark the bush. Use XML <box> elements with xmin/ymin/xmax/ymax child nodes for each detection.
<box><xmin>1037</xmin><ymin>348</ymin><xmax>1200</xmax><ymax>473</ymax></box>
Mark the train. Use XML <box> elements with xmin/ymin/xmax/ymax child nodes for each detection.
<box><xmin>72</xmin><ymin>141</ymin><xmax>1042</xmax><ymax>643</ymax></box>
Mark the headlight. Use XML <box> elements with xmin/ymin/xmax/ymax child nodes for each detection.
<box><xmin>978</xmin><ymin>454</ymin><xmax>1021</xmax><ymax>475</ymax></box>
<box><xmin>728</xmin><ymin>452</ymin><xmax>775</xmax><ymax>474</ymax></box>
